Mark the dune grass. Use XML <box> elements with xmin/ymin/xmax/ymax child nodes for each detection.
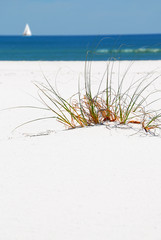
<box><xmin>33</xmin><ymin>60</ymin><xmax>161</xmax><ymax>134</ymax></box>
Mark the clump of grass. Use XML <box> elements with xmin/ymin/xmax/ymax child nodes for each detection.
<box><xmin>33</xmin><ymin>60</ymin><xmax>161</xmax><ymax>135</ymax></box>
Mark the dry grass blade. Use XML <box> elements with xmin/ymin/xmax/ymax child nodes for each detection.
<box><xmin>11</xmin><ymin>59</ymin><xmax>161</xmax><ymax>135</ymax></box>
<box><xmin>34</xmin><ymin>60</ymin><xmax>161</xmax><ymax>135</ymax></box>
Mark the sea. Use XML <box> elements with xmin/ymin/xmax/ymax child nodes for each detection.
<box><xmin>0</xmin><ymin>34</ymin><xmax>161</xmax><ymax>61</ymax></box>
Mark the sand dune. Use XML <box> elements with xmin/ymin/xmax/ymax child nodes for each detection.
<box><xmin>0</xmin><ymin>61</ymin><xmax>161</xmax><ymax>240</ymax></box>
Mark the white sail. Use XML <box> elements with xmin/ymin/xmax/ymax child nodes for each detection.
<box><xmin>23</xmin><ymin>24</ymin><xmax>32</xmax><ymax>36</ymax></box>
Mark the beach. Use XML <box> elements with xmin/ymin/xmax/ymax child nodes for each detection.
<box><xmin>1</xmin><ymin>60</ymin><xmax>161</xmax><ymax>239</ymax></box>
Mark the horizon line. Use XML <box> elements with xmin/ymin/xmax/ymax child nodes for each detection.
<box><xmin>0</xmin><ymin>33</ymin><xmax>161</xmax><ymax>37</ymax></box>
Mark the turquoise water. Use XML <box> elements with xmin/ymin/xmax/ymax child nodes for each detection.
<box><xmin>0</xmin><ymin>34</ymin><xmax>161</xmax><ymax>60</ymax></box>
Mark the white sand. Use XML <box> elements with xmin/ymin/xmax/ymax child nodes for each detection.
<box><xmin>0</xmin><ymin>61</ymin><xmax>161</xmax><ymax>239</ymax></box>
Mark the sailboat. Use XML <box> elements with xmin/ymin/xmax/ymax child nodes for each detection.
<box><xmin>23</xmin><ymin>24</ymin><xmax>32</xmax><ymax>36</ymax></box>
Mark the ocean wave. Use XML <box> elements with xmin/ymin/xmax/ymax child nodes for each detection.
<box><xmin>95</xmin><ymin>49</ymin><xmax>110</xmax><ymax>53</ymax></box>
<box><xmin>95</xmin><ymin>48</ymin><xmax>161</xmax><ymax>54</ymax></box>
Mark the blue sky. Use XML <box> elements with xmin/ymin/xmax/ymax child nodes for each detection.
<box><xmin>0</xmin><ymin>0</ymin><xmax>160</xmax><ymax>35</ymax></box>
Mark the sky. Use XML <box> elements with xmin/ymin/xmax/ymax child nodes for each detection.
<box><xmin>0</xmin><ymin>0</ymin><xmax>161</xmax><ymax>35</ymax></box>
